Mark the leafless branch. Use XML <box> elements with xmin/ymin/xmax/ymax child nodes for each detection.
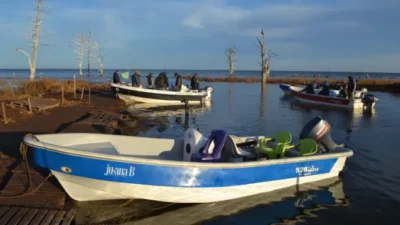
<box><xmin>93</xmin><ymin>40</ymin><xmax>104</xmax><ymax>77</ymax></box>
<box><xmin>74</xmin><ymin>33</ymin><xmax>85</xmax><ymax>76</ymax></box>
<box><xmin>225</xmin><ymin>45</ymin><xmax>236</xmax><ymax>77</ymax></box>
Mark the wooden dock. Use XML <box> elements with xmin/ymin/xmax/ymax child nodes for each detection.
<box><xmin>0</xmin><ymin>206</ymin><xmax>76</xmax><ymax>225</ymax></box>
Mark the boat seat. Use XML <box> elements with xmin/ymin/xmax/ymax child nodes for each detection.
<box><xmin>281</xmin><ymin>139</ymin><xmax>319</xmax><ymax>157</ymax></box>
<box><xmin>257</xmin><ymin>132</ymin><xmax>292</xmax><ymax>159</ymax></box>
<box><xmin>191</xmin><ymin>130</ymin><xmax>228</xmax><ymax>162</ymax></box>
<box><xmin>223</xmin><ymin>135</ymin><xmax>257</xmax><ymax>160</ymax></box>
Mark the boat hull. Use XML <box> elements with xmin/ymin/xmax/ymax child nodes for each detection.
<box><xmin>28</xmin><ymin>145</ymin><xmax>351</xmax><ymax>203</ymax></box>
<box><xmin>280</xmin><ymin>84</ymin><xmax>371</xmax><ymax>109</ymax></box>
<box><xmin>111</xmin><ymin>83</ymin><xmax>212</xmax><ymax>105</ymax></box>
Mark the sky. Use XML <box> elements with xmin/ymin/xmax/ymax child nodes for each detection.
<box><xmin>0</xmin><ymin>0</ymin><xmax>399</xmax><ymax>72</ymax></box>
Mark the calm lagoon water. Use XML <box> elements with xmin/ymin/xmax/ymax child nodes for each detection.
<box><xmin>122</xmin><ymin>82</ymin><xmax>400</xmax><ymax>225</ymax></box>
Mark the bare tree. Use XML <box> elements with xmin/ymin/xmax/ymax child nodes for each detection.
<box><xmin>74</xmin><ymin>34</ymin><xmax>85</xmax><ymax>76</ymax></box>
<box><xmin>16</xmin><ymin>0</ymin><xmax>46</xmax><ymax>81</ymax></box>
<box><xmin>93</xmin><ymin>40</ymin><xmax>104</xmax><ymax>77</ymax></box>
<box><xmin>87</xmin><ymin>31</ymin><xmax>92</xmax><ymax>76</ymax></box>
<box><xmin>256</xmin><ymin>29</ymin><xmax>277</xmax><ymax>83</ymax></box>
<box><xmin>225</xmin><ymin>45</ymin><xmax>236</xmax><ymax>77</ymax></box>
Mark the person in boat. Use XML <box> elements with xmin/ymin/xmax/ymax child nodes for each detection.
<box><xmin>190</xmin><ymin>73</ymin><xmax>200</xmax><ymax>90</ymax></box>
<box><xmin>318</xmin><ymin>81</ymin><xmax>331</xmax><ymax>96</ymax></box>
<box><xmin>173</xmin><ymin>73</ymin><xmax>182</xmax><ymax>91</ymax></box>
<box><xmin>347</xmin><ymin>75</ymin><xmax>356</xmax><ymax>99</ymax></box>
<box><xmin>337</xmin><ymin>80</ymin><xmax>348</xmax><ymax>98</ymax></box>
<box><xmin>300</xmin><ymin>82</ymin><xmax>315</xmax><ymax>94</ymax></box>
<box><xmin>131</xmin><ymin>70</ymin><xmax>141</xmax><ymax>87</ymax></box>
<box><xmin>155</xmin><ymin>72</ymin><xmax>168</xmax><ymax>90</ymax></box>
<box><xmin>147</xmin><ymin>73</ymin><xmax>154</xmax><ymax>88</ymax></box>
<box><xmin>112</xmin><ymin>70</ymin><xmax>121</xmax><ymax>84</ymax></box>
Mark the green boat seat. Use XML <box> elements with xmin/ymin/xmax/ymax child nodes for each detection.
<box><xmin>279</xmin><ymin>138</ymin><xmax>319</xmax><ymax>157</ymax></box>
<box><xmin>257</xmin><ymin>131</ymin><xmax>292</xmax><ymax>159</ymax></box>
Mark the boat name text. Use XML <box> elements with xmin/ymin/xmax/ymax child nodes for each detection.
<box><xmin>104</xmin><ymin>164</ymin><xmax>135</xmax><ymax>177</ymax></box>
<box><xmin>296</xmin><ymin>166</ymin><xmax>319</xmax><ymax>176</ymax></box>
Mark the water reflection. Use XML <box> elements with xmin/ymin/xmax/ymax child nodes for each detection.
<box><xmin>259</xmin><ymin>83</ymin><xmax>267</xmax><ymax>133</ymax></box>
<box><xmin>118</xmin><ymin>177</ymin><xmax>347</xmax><ymax>225</ymax></box>
<box><xmin>126</xmin><ymin>102</ymin><xmax>212</xmax><ymax>136</ymax></box>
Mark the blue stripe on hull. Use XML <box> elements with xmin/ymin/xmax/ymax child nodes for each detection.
<box><xmin>32</xmin><ymin>147</ymin><xmax>338</xmax><ymax>188</ymax></box>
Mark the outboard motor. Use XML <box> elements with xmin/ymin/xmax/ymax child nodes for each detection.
<box><xmin>362</xmin><ymin>93</ymin><xmax>378</xmax><ymax>111</ymax></box>
<box><xmin>299</xmin><ymin>117</ymin><xmax>343</xmax><ymax>152</ymax></box>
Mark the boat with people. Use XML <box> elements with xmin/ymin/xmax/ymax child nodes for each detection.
<box><xmin>279</xmin><ymin>84</ymin><xmax>378</xmax><ymax>110</ymax></box>
<box><xmin>23</xmin><ymin>116</ymin><xmax>353</xmax><ymax>203</ymax></box>
<box><xmin>110</xmin><ymin>82</ymin><xmax>213</xmax><ymax>105</ymax></box>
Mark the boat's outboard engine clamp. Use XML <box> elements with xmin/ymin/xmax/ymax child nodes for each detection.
<box><xmin>299</xmin><ymin>117</ymin><xmax>344</xmax><ymax>153</ymax></box>
<box><xmin>362</xmin><ymin>93</ymin><xmax>378</xmax><ymax>111</ymax></box>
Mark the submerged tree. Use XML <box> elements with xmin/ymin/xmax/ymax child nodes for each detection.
<box><xmin>74</xmin><ymin>34</ymin><xmax>85</xmax><ymax>76</ymax></box>
<box><xmin>93</xmin><ymin>40</ymin><xmax>104</xmax><ymax>77</ymax></box>
<box><xmin>256</xmin><ymin>29</ymin><xmax>277</xmax><ymax>83</ymax></box>
<box><xmin>16</xmin><ymin>0</ymin><xmax>50</xmax><ymax>81</ymax></box>
<box><xmin>87</xmin><ymin>31</ymin><xmax>92</xmax><ymax>76</ymax></box>
<box><xmin>225</xmin><ymin>45</ymin><xmax>237</xmax><ymax>77</ymax></box>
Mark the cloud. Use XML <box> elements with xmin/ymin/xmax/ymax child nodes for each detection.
<box><xmin>182</xmin><ymin>5</ymin><xmax>250</xmax><ymax>29</ymax></box>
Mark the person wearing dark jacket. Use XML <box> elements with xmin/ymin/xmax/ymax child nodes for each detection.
<box><xmin>131</xmin><ymin>70</ymin><xmax>141</xmax><ymax>87</ymax></box>
<box><xmin>113</xmin><ymin>70</ymin><xmax>121</xmax><ymax>84</ymax></box>
<box><xmin>147</xmin><ymin>73</ymin><xmax>154</xmax><ymax>88</ymax></box>
<box><xmin>347</xmin><ymin>75</ymin><xmax>356</xmax><ymax>99</ymax></box>
<box><xmin>173</xmin><ymin>73</ymin><xmax>182</xmax><ymax>91</ymax></box>
<box><xmin>190</xmin><ymin>73</ymin><xmax>200</xmax><ymax>90</ymax></box>
<box><xmin>318</xmin><ymin>81</ymin><xmax>330</xmax><ymax>96</ymax></box>
<box><xmin>300</xmin><ymin>82</ymin><xmax>315</xmax><ymax>94</ymax></box>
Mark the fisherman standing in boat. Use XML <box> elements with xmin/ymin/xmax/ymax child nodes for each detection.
<box><xmin>155</xmin><ymin>72</ymin><xmax>168</xmax><ymax>89</ymax></box>
<box><xmin>113</xmin><ymin>70</ymin><xmax>121</xmax><ymax>84</ymax></box>
<box><xmin>147</xmin><ymin>73</ymin><xmax>154</xmax><ymax>88</ymax></box>
<box><xmin>173</xmin><ymin>73</ymin><xmax>182</xmax><ymax>91</ymax></box>
<box><xmin>190</xmin><ymin>73</ymin><xmax>200</xmax><ymax>90</ymax></box>
<box><xmin>131</xmin><ymin>70</ymin><xmax>141</xmax><ymax>87</ymax></box>
<box><xmin>347</xmin><ymin>75</ymin><xmax>356</xmax><ymax>99</ymax></box>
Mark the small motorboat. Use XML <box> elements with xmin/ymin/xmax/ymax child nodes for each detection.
<box><xmin>279</xmin><ymin>84</ymin><xmax>378</xmax><ymax>110</ymax></box>
<box><xmin>23</xmin><ymin>117</ymin><xmax>353</xmax><ymax>203</ymax></box>
<box><xmin>110</xmin><ymin>82</ymin><xmax>213</xmax><ymax>105</ymax></box>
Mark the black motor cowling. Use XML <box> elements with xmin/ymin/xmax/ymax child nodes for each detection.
<box><xmin>299</xmin><ymin>116</ymin><xmax>343</xmax><ymax>152</ymax></box>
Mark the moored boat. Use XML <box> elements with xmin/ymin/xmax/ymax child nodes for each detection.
<box><xmin>110</xmin><ymin>82</ymin><xmax>213</xmax><ymax>105</ymax></box>
<box><xmin>280</xmin><ymin>84</ymin><xmax>378</xmax><ymax>109</ymax></box>
<box><xmin>23</xmin><ymin>116</ymin><xmax>353</xmax><ymax>203</ymax></box>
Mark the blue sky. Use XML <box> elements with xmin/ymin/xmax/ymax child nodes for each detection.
<box><xmin>0</xmin><ymin>0</ymin><xmax>399</xmax><ymax>72</ymax></box>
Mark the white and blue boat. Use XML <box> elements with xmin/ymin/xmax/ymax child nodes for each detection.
<box><xmin>23</xmin><ymin>117</ymin><xmax>353</xmax><ymax>204</ymax></box>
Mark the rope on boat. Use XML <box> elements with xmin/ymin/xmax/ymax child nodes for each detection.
<box><xmin>0</xmin><ymin>133</ymin><xmax>53</xmax><ymax>199</ymax></box>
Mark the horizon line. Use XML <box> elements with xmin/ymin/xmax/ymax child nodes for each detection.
<box><xmin>0</xmin><ymin>68</ymin><xmax>397</xmax><ymax>74</ymax></box>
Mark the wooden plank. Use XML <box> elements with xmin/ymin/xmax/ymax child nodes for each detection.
<box><xmin>6</xmin><ymin>207</ymin><xmax>29</xmax><ymax>225</ymax></box>
<box><xmin>50</xmin><ymin>211</ymin><xmax>66</xmax><ymax>225</ymax></box>
<box><xmin>60</xmin><ymin>209</ymin><xmax>76</xmax><ymax>225</ymax></box>
<box><xmin>29</xmin><ymin>209</ymin><xmax>48</xmax><ymax>225</ymax></box>
<box><xmin>39</xmin><ymin>210</ymin><xmax>57</xmax><ymax>225</ymax></box>
<box><xmin>0</xmin><ymin>207</ymin><xmax>9</xmax><ymax>218</ymax></box>
<box><xmin>0</xmin><ymin>207</ymin><xmax>19</xmax><ymax>225</ymax></box>
<box><xmin>18</xmin><ymin>208</ymin><xmax>39</xmax><ymax>225</ymax></box>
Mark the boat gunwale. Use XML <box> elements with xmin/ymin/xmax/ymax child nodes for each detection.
<box><xmin>24</xmin><ymin>134</ymin><xmax>354</xmax><ymax>169</ymax></box>
<box><xmin>111</xmin><ymin>83</ymin><xmax>209</xmax><ymax>97</ymax></box>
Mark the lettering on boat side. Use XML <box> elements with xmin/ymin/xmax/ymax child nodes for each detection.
<box><xmin>104</xmin><ymin>164</ymin><xmax>135</xmax><ymax>177</ymax></box>
<box><xmin>295</xmin><ymin>166</ymin><xmax>319</xmax><ymax>176</ymax></box>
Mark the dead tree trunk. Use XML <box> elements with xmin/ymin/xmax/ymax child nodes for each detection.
<box><xmin>256</xmin><ymin>30</ymin><xmax>277</xmax><ymax>83</ymax></box>
<box><xmin>93</xmin><ymin>40</ymin><xmax>104</xmax><ymax>77</ymax></box>
<box><xmin>87</xmin><ymin>31</ymin><xmax>92</xmax><ymax>76</ymax></box>
<box><xmin>74</xmin><ymin>34</ymin><xmax>85</xmax><ymax>76</ymax></box>
<box><xmin>225</xmin><ymin>45</ymin><xmax>236</xmax><ymax>77</ymax></box>
<box><xmin>16</xmin><ymin>0</ymin><xmax>44</xmax><ymax>81</ymax></box>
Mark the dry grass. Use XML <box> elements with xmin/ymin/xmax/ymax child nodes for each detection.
<box><xmin>182</xmin><ymin>75</ymin><xmax>261</xmax><ymax>83</ymax></box>
<box><xmin>0</xmin><ymin>78</ymin><xmax>111</xmax><ymax>101</ymax></box>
